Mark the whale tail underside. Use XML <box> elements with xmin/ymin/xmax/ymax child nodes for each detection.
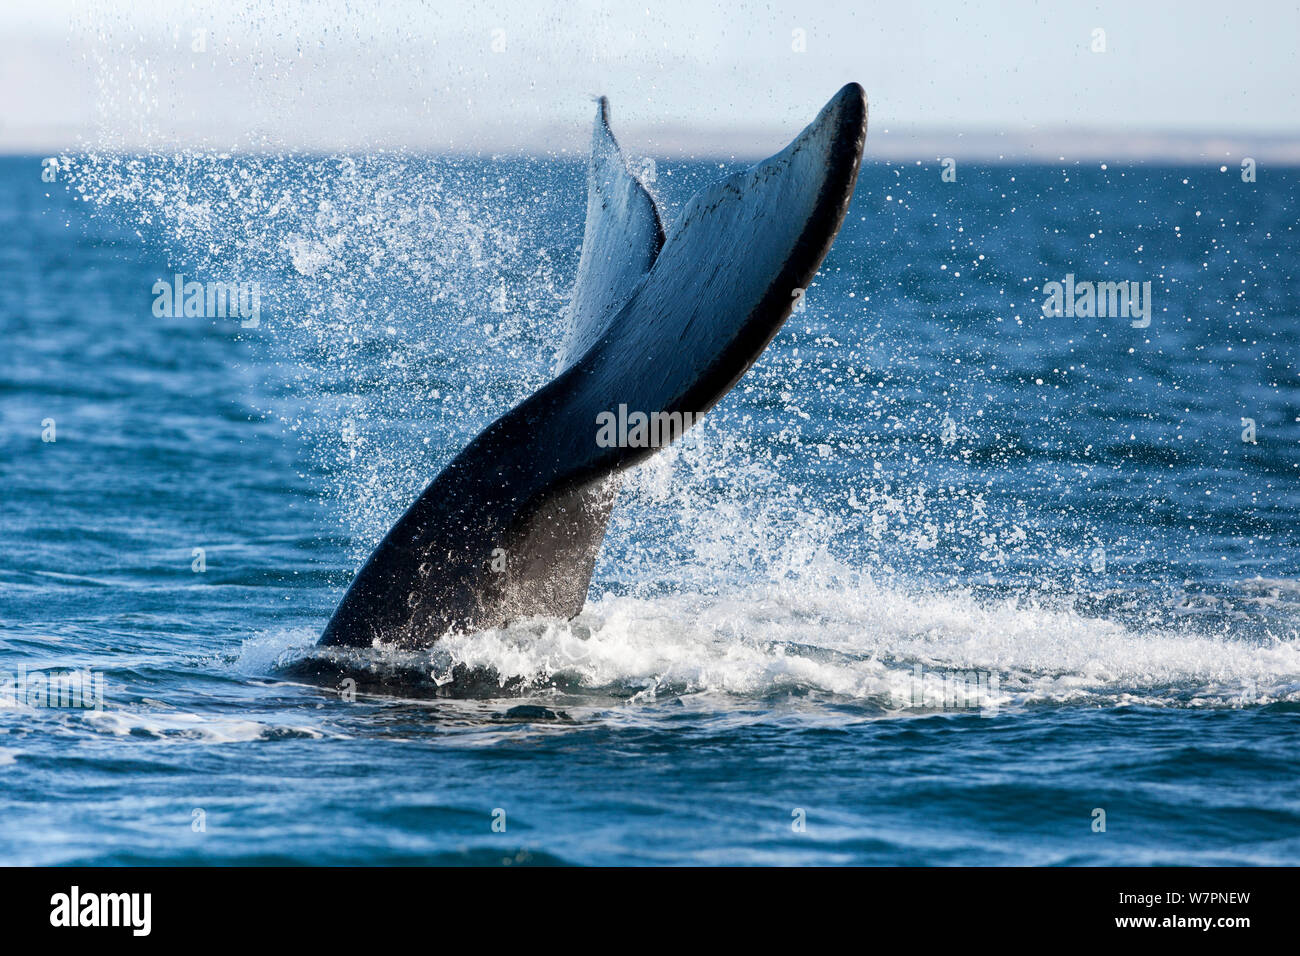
<box><xmin>320</xmin><ymin>84</ymin><xmax>867</xmax><ymax>649</ymax></box>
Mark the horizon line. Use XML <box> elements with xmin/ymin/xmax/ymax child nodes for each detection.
<box><xmin>5</xmin><ymin>124</ymin><xmax>1300</xmax><ymax>165</ymax></box>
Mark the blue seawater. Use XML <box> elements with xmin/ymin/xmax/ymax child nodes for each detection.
<box><xmin>1</xmin><ymin>153</ymin><xmax>1298</xmax><ymax>865</ymax></box>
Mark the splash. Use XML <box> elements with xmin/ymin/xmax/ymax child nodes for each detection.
<box><xmin>251</xmin><ymin>568</ymin><xmax>1300</xmax><ymax>712</ymax></box>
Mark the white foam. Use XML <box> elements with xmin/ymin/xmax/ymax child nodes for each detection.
<box><xmin>419</xmin><ymin>578</ymin><xmax>1300</xmax><ymax>710</ymax></box>
<box><xmin>86</xmin><ymin>709</ymin><xmax>324</xmax><ymax>742</ymax></box>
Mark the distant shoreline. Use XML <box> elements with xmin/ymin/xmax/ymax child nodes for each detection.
<box><xmin>5</xmin><ymin>125</ymin><xmax>1299</xmax><ymax>165</ymax></box>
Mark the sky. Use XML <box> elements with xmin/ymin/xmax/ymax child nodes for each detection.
<box><xmin>2</xmin><ymin>0</ymin><xmax>1298</xmax><ymax>158</ymax></box>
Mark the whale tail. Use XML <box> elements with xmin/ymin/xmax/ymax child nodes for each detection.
<box><xmin>320</xmin><ymin>83</ymin><xmax>867</xmax><ymax>649</ymax></box>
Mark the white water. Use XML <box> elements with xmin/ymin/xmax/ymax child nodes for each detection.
<box><xmin>243</xmin><ymin>574</ymin><xmax>1300</xmax><ymax>712</ymax></box>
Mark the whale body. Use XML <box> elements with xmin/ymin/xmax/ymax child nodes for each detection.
<box><xmin>320</xmin><ymin>83</ymin><xmax>868</xmax><ymax>649</ymax></box>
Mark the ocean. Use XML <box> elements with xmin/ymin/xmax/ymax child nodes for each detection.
<box><xmin>1</xmin><ymin>152</ymin><xmax>1297</xmax><ymax>865</ymax></box>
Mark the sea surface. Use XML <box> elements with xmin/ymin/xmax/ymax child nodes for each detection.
<box><xmin>1</xmin><ymin>152</ymin><xmax>1298</xmax><ymax>865</ymax></box>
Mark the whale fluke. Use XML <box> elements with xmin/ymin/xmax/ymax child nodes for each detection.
<box><xmin>320</xmin><ymin>83</ymin><xmax>867</xmax><ymax>649</ymax></box>
<box><xmin>559</xmin><ymin>96</ymin><xmax>665</xmax><ymax>373</ymax></box>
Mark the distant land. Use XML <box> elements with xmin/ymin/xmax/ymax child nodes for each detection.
<box><xmin>5</xmin><ymin>117</ymin><xmax>1298</xmax><ymax>165</ymax></box>
<box><xmin>632</xmin><ymin>125</ymin><xmax>1300</xmax><ymax>165</ymax></box>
